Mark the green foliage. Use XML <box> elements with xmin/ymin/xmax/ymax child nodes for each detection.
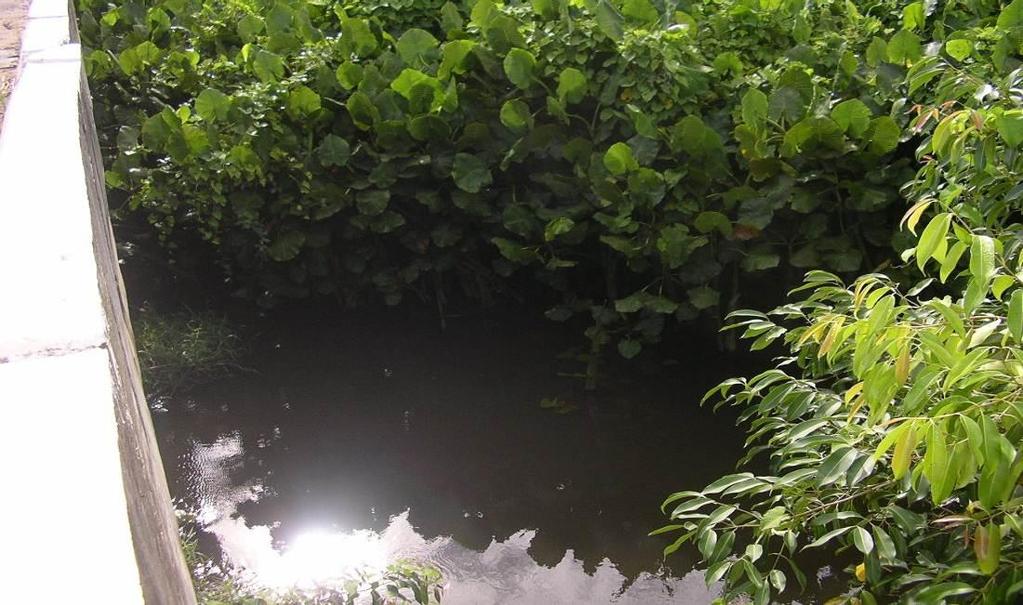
<box><xmin>657</xmin><ymin>5</ymin><xmax>1023</xmax><ymax>602</ymax></box>
<box><xmin>82</xmin><ymin>0</ymin><xmax>930</xmax><ymax>363</ymax></box>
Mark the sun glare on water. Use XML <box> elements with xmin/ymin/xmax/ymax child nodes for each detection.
<box><xmin>268</xmin><ymin>529</ymin><xmax>389</xmax><ymax>589</ymax></box>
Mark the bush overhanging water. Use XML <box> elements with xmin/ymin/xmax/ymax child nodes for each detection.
<box><xmin>81</xmin><ymin>0</ymin><xmax>920</xmax><ymax>363</ymax></box>
<box><xmin>656</xmin><ymin>2</ymin><xmax>1023</xmax><ymax>603</ymax></box>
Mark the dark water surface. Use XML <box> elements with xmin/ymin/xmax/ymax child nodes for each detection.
<box><xmin>154</xmin><ymin>309</ymin><xmax>760</xmax><ymax>603</ymax></box>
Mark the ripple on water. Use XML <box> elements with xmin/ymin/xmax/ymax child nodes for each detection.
<box><xmin>180</xmin><ymin>432</ymin><xmax>721</xmax><ymax>604</ymax></box>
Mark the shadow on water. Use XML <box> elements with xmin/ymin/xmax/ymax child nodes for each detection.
<box><xmin>154</xmin><ymin>307</ymin><xmax>776</xmax><ymax>603</ymax></box>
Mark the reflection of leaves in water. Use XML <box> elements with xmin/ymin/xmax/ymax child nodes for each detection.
<box><xmin>540</xmin><ymin>397</ymin><xmax>580</xmax><ymax>414</ymax></box>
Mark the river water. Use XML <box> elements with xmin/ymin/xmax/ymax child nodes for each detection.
<box><xmin>153</xmin><ymin>309</ymin><xmax>762</xmax><ymax>603</ymax></box>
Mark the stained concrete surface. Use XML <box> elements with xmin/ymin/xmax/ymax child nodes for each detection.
<box><xmin>0</xmin><ymin>0</ymin><xmax>28</xmax><ymax>127</ymax></box>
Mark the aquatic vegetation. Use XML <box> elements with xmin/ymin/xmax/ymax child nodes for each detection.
<box><xmin>134</xmin><ymin>306</ymin><xmax>245</xmax><ymax>395</ymax></box>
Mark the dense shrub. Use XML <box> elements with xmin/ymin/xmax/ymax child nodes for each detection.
<box><xmin>657</xmin><ymin>2</ymin><xmax>1023</xmax><ymax>603</ymax></box>
<box><xmin>80</xmin><ymin>0</ymin><xmax>924</xmax><ymax>364</ymax></box>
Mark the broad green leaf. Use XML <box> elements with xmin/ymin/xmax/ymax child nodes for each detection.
<box><xmin>621</xmin><ymin>0</ymin><xmax>658</xmax><ymax>23</ymax></box>
<box><xmin>250</xmin><ymin>49</ymin><xmax>285</xmax><ymax>83</ymax></box>
<box><xmin>118</xmin><ymin>41</ymin><xmax>160</xmax><ymax>75</ymax></box>
<box><xmin>268</xmin><ymin>231</ymin><xmax>305</xmax><ymax>261</ymax></box>
<box><xmin>396</xmin><ymin>29</ymin><xmax>439</xmax><ymax>65</ymax></box>
<box><xmin>531</xmin><ymin>0</ymin><xmax>559</xmax><ymax>18</ymax></box>
<box><xmin>346</xmin><ymin>92</ymin><xmax>379</xmax><ymax>129</ymax></box>
<box><xmin>356</xmin><ymin>189</ymin><xmax>389</xmax><ymax>216</ymax></box>
<box><xmin>694</xmin><ymin>211</ymin><xmax>732</xmax><ymax>236</ymax></box>
<box><xmin>500</xmin><ymin>99</ymin><xmax>533</xmax><ymax>132</ymax></box>
<box><xmin>390</xmin><ymin>69</ymin><xmax>442</xmax><ymax>103</ymax></box>
<box><xmin>438</xmin><ymin>40</ymin><xmax>476</xmax><ymax>79</ymax></box>
<box><xmin>317</xmin><ymin>134</ymin><xmax>351</xmax><ymax>167</ymax></box>
<box><xmin>451</xmin><ymin>153</ymin><xmax>493</xmax><ymax>193</ymax></box>
<box><xmin>340</xmin><ymin>16</ymin><xmax>378</xmax><ymax>56</ymax></box>
<box><xmin>902</xmin><ymin>2</ymin><xmax>924</xmax><ymax>30</ymax></box>
<box><xmin>868</xmin><ymin>116</ymin><xmax>900</xmax><ymax>154</ymax></box>
<box><xmin>491</xmin><ymin>237</ymin><xmax>536</xmax><ymax>263</ymax></box>
<box><xmin>866</xmin><ymin>37</ymin><xmax>888</xmax><ymax>67</ymax></box>
<box><xmin>709</xmin><ymin>530</ymin><xmax>736</xmax><ymax>566</ymax></box>
<box><xmin>557</xmin><ymin>67</ymin><xmax>587</xmax><ymax>104</ymax></box>
<box><xmin>544</xmin><ymin>216</ymin><xmax>575</xmax><ymax>241</ymax></box>
<box><xmin>945</xmin><ymin>39</ymin><xmax>973</xmax><ymax>61</ymax></box>
<box><xmin>503</xmin><ymin>49</ymin><xmax>536</xmax><ymax>89</ymax></box>
<box><xmin>782</xmin><ymin>117</ymin><xmax>843</xmax><ymax>156</ymax></box>
<box><xmin>887</xmin><ymin>29</ymin><xmax>922</xmax><ymax>64</ymax></box>
<box><xmin>286</xmin><ymin>85</ymin><xmax>321</xmax><ymax>118</ymax></box>
<box><xmin>657</xmin><ymin>224</ymin><xmax>705</xmax><ymax>269</ymax></box>
<box><xmin>675</xmin><ymin>115</ymin><xmax>722</xmax><ymax>157</ymax></box>
<box><xmin>997</xmin><ymin>110</ymin><xmax>1023</xmax><ymax>147</ymax></box>
<box><xmin>741</xmin><ymin>89</ymin><xmax>768</xmax><ymax>131</ymax></box>
<box><xmin>831</xmin><ymin>99</ymin><xmax>871</xmax><ymax>137</ymax></box>
<box><xmin>336</xmin><ymin>63</ymin><xmax>363</xmax><ymax>89</ymax></box>
<box><xmin>615</xmin><ymin>294</ymin><xmax>643</xmax><ymax>313</ymax></box>
<box><xmin>440</xmin><ymin>1</ymin><xmax>464</xmax><ymax>33</ymax></box>
<box><xmin>790</xmin><ymin>418</ymin><xmax>829</xmax><ymax>441</ymax></box>
<box><xmin>470</xmin><ymin>0</ymin><xmax>497</xmax><ymax>26</ymax></box>
<box><xmin>767</xmin><ymin>87</ymin><xmax>806</xmax><ymax>123</ymax></box>
<box><xmin>265</xmin><ymin>3</ymin><xmax>293</xmax><ymax>35</ymax></box>
<box><xmin>626</xmin><ymin>105</ymin><xmax>657</xmax><ymax>138</ymax></box>
<box><xmin>713</xmin><ymin>52</ymin><xmax>743</xmax><ymax>75</ymax></box>
<box><xmin>742</xmin><ymin>248</ymin><xmax>780</xmax><ymax>272</ymax></box>
<box><xmin>593</xmin><ymin>0</ymin><xmax>624</xmax><ymax>40</ymax></box>
<box><xmin>408</xmin><ymin>115</ymin><xmax>451</xmax><ymax>141</ymax></box>
<box><xmin>627</xmin><ymin>167</ymin><xmax>665</xmax><ymax>205</ymax></box>
<box><xmin>618</xmin><ymin>338</ymin><xmax>642</xmax><ymax>359</ymax></box>
<box><xmin>603</xmin><ymin>142</ymin><xmax>638</xmax><ymax>175</ymax></box>
<box><xmin>195</xmin><ymin>88</ymin><xmax>231</xmax><ymax>121</ymax></box>
<box><xmin>840</xmin><ymin>50</ymin><xmax>858</xmax><ymax>75</ymax></box>
<box><xmin>370</xmin><ymin>211</ymin><xmax>405</xmax><ymax>234</ymax></box>
<box><xmin>700</xmin><ymin>529</ymin><xmax>719</xmax><ymax>560</ymax></box>
<box><xmin>237</xmin><ymin>14</ymin><xmax>264</xmax><ymax>41</ymax></box>
<box><xmin>998</xmin><ymin>0</ymin><xmax>1023</xmax><ymax>28</ymax></box>
<box><xmin>688</xmin><ymin>286</ymin><xmax>719</xmax><ymax>310</ymax></box>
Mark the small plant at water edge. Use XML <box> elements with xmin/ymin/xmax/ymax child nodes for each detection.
<box><xmin>134</xmin><ymin>306</ymin><xmax>245</xmax><ymax>396</ymax></box>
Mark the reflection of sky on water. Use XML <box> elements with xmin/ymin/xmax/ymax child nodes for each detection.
<box><xmin>186</xmin><ymin>432</ymin><xmax>720</xmax><ymax>603</ymax></box>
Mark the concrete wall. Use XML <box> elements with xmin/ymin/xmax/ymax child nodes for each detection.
<box><xmin>0</xmin><ymin>0</ymin><xmax>196</xmax><ymax>602</ymax></box>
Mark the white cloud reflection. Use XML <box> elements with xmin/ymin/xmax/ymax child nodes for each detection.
<box><xmin>184</xmin><ymin>433</ymin><xmax>720</xmax><ymax>603</ymax></box>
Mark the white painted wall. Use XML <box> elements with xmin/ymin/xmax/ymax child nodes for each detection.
<box><xmin>0</xmin><ymin>0</ymin><xmax>195</xmax><ymax>601</ymax></box>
